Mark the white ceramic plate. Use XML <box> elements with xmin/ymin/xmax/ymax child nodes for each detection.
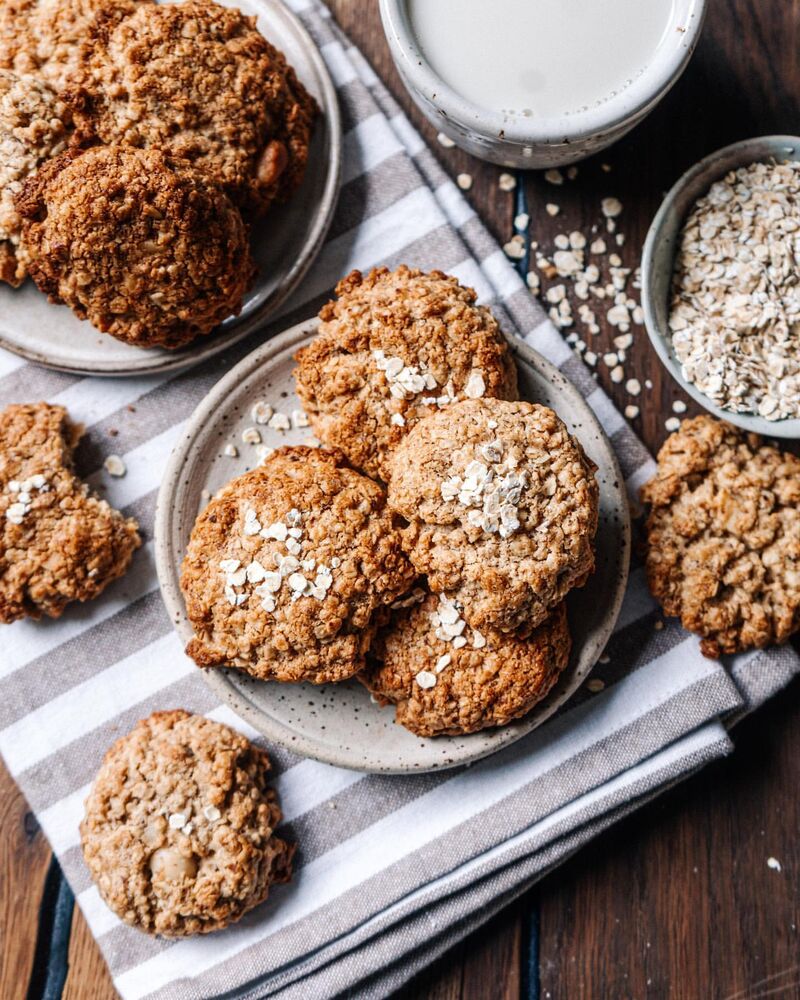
<box><xmin>156</xmin><ymin>319</ymin><xmax>631</xmax><ymax>773</ymax></box>
<box><xmin>0</xmin><ymin>0</ymin><xmax>341</xmax><ymax>377</ymax></box>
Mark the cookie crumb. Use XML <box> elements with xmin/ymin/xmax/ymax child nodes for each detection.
<box><xmin>104</xmin><ymin>455</ymin><xmax>126</xmax><ymax>477</ymax></box>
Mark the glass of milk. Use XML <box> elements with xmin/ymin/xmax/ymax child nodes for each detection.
<box><xmin>380</xmin><ymin>0</ymin><xmax>707</xmax><ymax>168</ymax></box>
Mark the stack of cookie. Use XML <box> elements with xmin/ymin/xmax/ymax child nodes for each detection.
<box><xmin>0</xmin><ymin>0</ymin><xmax>317</xmax><ymax>347</ymax></box>
<box><xmin>181</xmin><ymin>266</ymin><xmax>601</xmax><ymax>737</ymax></box>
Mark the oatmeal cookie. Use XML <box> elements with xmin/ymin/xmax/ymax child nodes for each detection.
<box><xmin>81</xmin><ymin>709</ymin><xmax>293</xmax><ymax>937</ymax></box>
<box><xmin>0</xmin><ymin>0</ymin><xmax>147</xmax><ymax>93</ymax></box>
<box><xmin>17</xmin><ymin>145</ymin><xmax>254</xmax><ymax>349</ymax></box>
<box><xmin>181</xmin><ymin>446</ymin><xmax>417</xmax><ymax>683</ymax></box>
<box><xmin>641</xmin><ymin>415</ymin><xmax>800</xmax><ymax>658</ymax></box>
<box><xmin>65</xmin><ymin>0</ymin><xmax>317</xmax><ymax>215</ymax></box>
<box><xmin>0</xmin><ymin>402</ymin><xmax>140</xmax><ymax>623</ymax></box>
<box><xmin>0</xmin><ymin>70</ymin><xmax>69</xmax><ymax>287</ymax></box>
<box><xmin>387</xmin><ymin>398</ymin><xmax>598</xmax><ymax>634</ymax></box>
<box><xmin>294</xmin><ymin>266</ymin><xmax>519</xmax><ymax>481</ymax></box>
<box><xmin>363</xmin><ymin>594</ymin><xmax>570</xmax><ymax>737</ymax></box>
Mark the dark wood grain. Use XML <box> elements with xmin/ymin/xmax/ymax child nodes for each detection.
<box><xmin>1</xmin><ymin>2</ymin><xmax>798</xmax><ymax>998</ymax></box>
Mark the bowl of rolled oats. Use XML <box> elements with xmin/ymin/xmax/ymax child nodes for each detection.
<box><xmin>642</xmin><ymin>135</ymin><xmax>800</xmax><ymax>437</ymax></box>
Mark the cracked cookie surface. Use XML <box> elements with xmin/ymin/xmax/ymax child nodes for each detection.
<box><xmin>0</xmin><ymin>402</ymin><xmax>140</xmax><ymax>623</ymax></box>
<box><xmin>81</xmin><ymin>709</ymin><xmax>294</xmax><ymax>937</ymax></box>
<box><xmin>181</xmin><ymin>446</ymin><xmax>417</xmax><ymax>683</ymax></box>
<box><xmin>294</xmin><ymin>266</ymin><xmax>519</xmax><ymax>481</ymax></box>
<box><xmin>641</xmin><ymin>415</ymin><xmax>800</xmax><ymax>658</ymax></box>
<box><xmin>17</xmin><ymin>144</ymin><xmax>254</xmax><ymax>349</ymax></box>
<box><xmin>65</xmin><ymin>0</ymin><xmax>317</xmax><ymax>215</ymax></box>
<box><xmin>387</xmin><ymin>398</ymin><xmax>598</xmax><ymax>634</ymax></box>
<box><xmin>363</xmin><ymin>594</ymin><xmax>570</xmax><ymax>737</ymax></box>
<box><xmin>0</xmin><ymin>69</ymin><xmax>69</xmax><ymax>287</ymax></box>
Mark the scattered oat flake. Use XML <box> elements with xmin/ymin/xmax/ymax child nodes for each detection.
<box><xmin>587</xmin><ymin>678</ymin><xmax>605</xmax><ymax>692</ymax></box>
<box><xmin>251</xmin><ymin>401</ymin><xmax>273</xmax><ymax>424</ymax></box>
<box><xmin>242</xmin><ymin>427</ymin><xmax>261</xmax><ymax>445</ymax></box>
<box><xmin>665</xmin><ymin>416</ymin><xmax>681</xmax><ymax>432</ymax></box>
<box><xmin>767</xmin><ymin>857</ymin><xmax>782</xmax><ymax>872</ymax></box>
<box><xmin>457</xmin><ymin>173</ymin><xmax>473</xmax><ymax>191</ymax></box>
<box><xmin>104</xmin><ymin>455</ymin><xmax>126</xmax><ymax>477</ymax></box>
<box><xmin>610</xmin><ymin>365</ymin><xmax>624</xmax><ymax>384</ymax></box>
<box><xmin>602</xmin><ymin>197</ymin><xmax>623</xmax><ymax>218</ymax></box>
<box><xmin>672</xmin><ymin>400</ymin><xmax>687</xmax><ymax>414</ymax></box>
<box><xmin>624</xmin><ymin>405</ymin><xmax>640</xmax><ymax>419</ymax></box>
<box><xmin>499</xmin><ymin>172</ymin><xmax>517</xmax><ymax>191</ymax></box>
<box><xmin>545</xmin><ymin>168</ymin><xmax>564</xmax><ymax>185</ymax></box>
<box><xmin>514</xmin><ymin>212</ymin><xmax>530</xmax><ymax>230</ymax></box>
<box><xmin>224</xmin><ymin>443</ymin><xmax>238</xmax><ymax>457</ymax></box>
<box><xmin>545</xmin><ymin>203</ymin><xmax>560</xmax><ymax>217</ymax></box>
<box><xmin>291</xmin><ymin>410</ymin><xmax>310</xmax><ymax>428</ymax></box>
<box><xmin>567</xmin><ymin>166</ymin><xmax>579</xmax><ymax>180</ymax></box>
<box><xmin>437</xmin><ymin>131</ymin><xmax>455</xmax><ymax>148</ymax></box>
<box><xmin>503</xmin><ymin>239</ymin><xmax>525</xmax><ymax>260</ymax></box>
<box><xmin>626</xmin><ymin>378</ymin><xmax>641</xmax><ymax>396</ymax></box>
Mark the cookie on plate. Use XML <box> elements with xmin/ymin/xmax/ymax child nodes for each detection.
<box><xmin>641</xmin><ymin>415</ymin><xmax>800</xmax><ymax>658</ymax></box>
<box><xmin>363</xmin><ymin>593</ymin><xmax>571</xmax><ymax>737</ymax></box>
<box><xmin>17</xmin><ymin>145</ymin><xmax>254</xmax><ymax>349</ymax></box>
<box><xmin>81</xmin><ymin>709</ymin><xmax>294</xmax><ymax>937</ymax></box>
<box><xmin>0</xmin><ymin>402</ymin><xmax>141</xmax><ymax>623</ymax></box>
<box><xmin>294</xmin><ymin>266</ymin><xmax>519</xmax><ymax>481</ymax></box>
<box><xmin>387</xmin><ymin>398</ymin><xmax>598</xmax><ymax>634</ymax></box>
<box><xmin>65</xmin><ymin>0</ymin><xmax>318</xmax><ymax>216</ymax></box>
<box><xmin>0</xmin><ymin>69</ymin><xmax>69</xmax><ymax>287</ymax></box>
<box><xmin>181</xmin><ymin>446</ymin><xmax>417</xmax><ymax>683</ymax></box>
<box><xmin>0</xmin><ymin>0</ymin><xmax>148</xmax><ymax>93</ymax></box>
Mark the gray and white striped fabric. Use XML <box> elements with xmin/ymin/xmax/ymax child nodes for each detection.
<box><xmin>1</xmin><ymin>3</ymin><xmax>797</xmax><ymax>998</ymax></box>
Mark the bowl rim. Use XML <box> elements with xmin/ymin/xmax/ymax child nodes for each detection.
<box><xmin>641</xmin><ymin>134</ymin><xmax>800</xmax><ymax>438</ymax></box>
<box><xmin>379</xmin><ymin>0</ymin><xmax>708</xmax><ymax>147</ymax></box>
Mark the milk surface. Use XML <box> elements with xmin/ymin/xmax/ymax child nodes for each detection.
<box><xmin>407</xmin><ymin>0</ymin><xmax>678</xmax><ymax>118</ymax></box>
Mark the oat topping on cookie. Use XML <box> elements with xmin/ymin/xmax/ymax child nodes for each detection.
<box><xmin>294</xmin><ymin>266</ymin><xmax>518</xmax><ymax>481</ymax></box>
<box><xmin>0</xmin><ymin>402</ymin><xmax>141</xmax><ymax>623</ymax></box>
<box><xmin>81</xmin><ymin>710</ymin><xmax>293</xmax><ymax>937</ymax></box>
<box><xmin>641</xmin><ymin>415</ymin><xmax>800</xmax><ymax>657</ymax></box>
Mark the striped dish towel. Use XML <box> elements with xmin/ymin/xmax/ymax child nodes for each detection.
<box><xmin>1</xmin><ymin>3</ymin><xmax>798</xmax><ymax>998</ymax></box>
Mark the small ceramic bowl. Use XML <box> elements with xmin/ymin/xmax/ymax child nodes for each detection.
<box><xmin>379</xmin><ymin>0</ymin><xmax>707</xmax><ymax>169</ymax></box>
<box><xmin>641</xmin><ymin>135</ymin><xmax>800</xmax><ymax>439</ymax></box>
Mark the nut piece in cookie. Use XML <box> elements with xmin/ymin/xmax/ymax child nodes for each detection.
<box><xmin>294</xmin><ymin>266</ymin><xmax>519</xmax><ymax>481</ymax></box>
<box><xmin>180</xmin><ymin>446</ymin><xmax>417</xmax><ymax>683</ymax></box>
<box><xmin>0</xmin><ymin>69</ymin><xmax>69</xmax><ymax>287</ymax></box>
<box><xmin>0</xmin><ymin>0</ymin><xmax>149</xmax><ymax>94</ymax></box>
<box><xmin>0</xmin><ymin>402</ymin><xmax>141</xmax><ymax>623</ymax></box>
<box><xmin>641</xmin><ymin>415</ymin><xmax>800</xmax><ymax>658</ymax></box>
<box><xmin>17</xmin><ymin>145</ymin><xmax>255</xmax><ymax>349</ymax></box>
<box><xmin>387</xmin><ymin>398</ymin><xmax>599</xmax><ymax>634</ymax></box>
<box><xmin>363</xmin><ymin>593</ymin><xmax>571</xmax><ymax>737</ymax></box>
<box><xmin>65</xmin><ymin>0</ymin><xmax>318</xmax><ymax>216</ymax></box>
<box><xmin>81</xmin><ymin>709</ymin><xmax>294</xmax><ymax>937</ymax></box>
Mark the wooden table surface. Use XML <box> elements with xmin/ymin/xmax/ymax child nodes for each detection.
<box><xmin>2</xmin><ymin>1</ymin><xmax>799</xmax><ymax>998</ymax></box>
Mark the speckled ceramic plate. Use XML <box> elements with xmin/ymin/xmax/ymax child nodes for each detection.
<box><xmin>0</xmin><ymin>0</ymin><xmax>341</xmax><ymax>377</ymax></box>
<box><xmin>156</xmin><ymin>318</ymin><xmax>631</xmax><ymax>773</ymax></box>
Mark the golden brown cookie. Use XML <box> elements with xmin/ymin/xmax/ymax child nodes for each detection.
<box><xmin>641</xmin><ymin>415</ymin><xmax>800</xmax><ymax>658</ymax></box>
<box><xmin>0</xmin><ymin>402</ymin><xmax>141</xmax><ymax>623</ymax></box>
<box><xmin>65</xmin><ymin>0</ymin><xmax>317</xmax><ymax>215</ymax></box>
<box><xmin>17</xmin><ymin>145</ymin><xmax>254</xmax><ymax>349</ymax></box>
<box><xmin>387</xmin><ymin>398</ymin><xmax>598</xmax><ymax>634</ymax></box>
<box><xmin>181</xmin><ymin>446</ymin><xmax>417</xmax><ymax>683</ymax></box>
<box><xmin>294</xmin><ymin>266</ymin><xmax>519</xmax><ymax>481</ymax></box>
<box><xmin>81</xmin><ymin>709</ymin><xmax>294</xmax><ymax>937</ymax></box>
<box><xmin>0</xmin><ymin>69</ymin><xmax>69</xmax><ymax>287</ymax></box>
<box><xmin>0</xmin><ymin>0</ymin><xmax>148</xmax><ymax>93</ymax></box>
<box><xmin>363</xmin><ymin>593</ymin><xmax>571</xmax><ymax>737</ymax></box>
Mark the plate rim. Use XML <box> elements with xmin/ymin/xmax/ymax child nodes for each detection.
<box><xmin>155</xmin><ymin>317</ymin><xmax>632</xmax><ymax>774</ymax></box>
<box><xmin>0</xmin><ymin>0</ymin><xmax>343</xmax><ymax>378</ymax></box>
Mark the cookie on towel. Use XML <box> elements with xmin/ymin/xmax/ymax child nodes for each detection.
<box><xmin>17</xmin><ymin>145</ymin><xmax>254</xmax><ymax>349</ymax></box>
<box><xmin>81</xmin><ymin>709</ymin><xmax>294</xmax><ymax>937</ymax></box>
<box><xmin>294</xmin><ymin>266</ymin><xmax>519</xmax><ymax>481</ymax></box>
<box><xmin>363</xmin><ymin>593</ymin><xmax>571</xmax><ymax>737</ymax></box>
<box><xmin>641</xmin><ymin>414</ymin><xmax>800</xmax><ymax>658</ymax></box>
<box><xmin>387</xmin><ymin>398</ymin><xmax>598</xmax><ymax>634</ymax></box>
<box><xmin>0</xmin><ymin>402</ymin><xmax>141</xmax><ymax>623</ymax></box>
<box><xmin>180</xmin><ymin>446</ymin><xmax>417</xmax><ymax>683</ymax></box>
